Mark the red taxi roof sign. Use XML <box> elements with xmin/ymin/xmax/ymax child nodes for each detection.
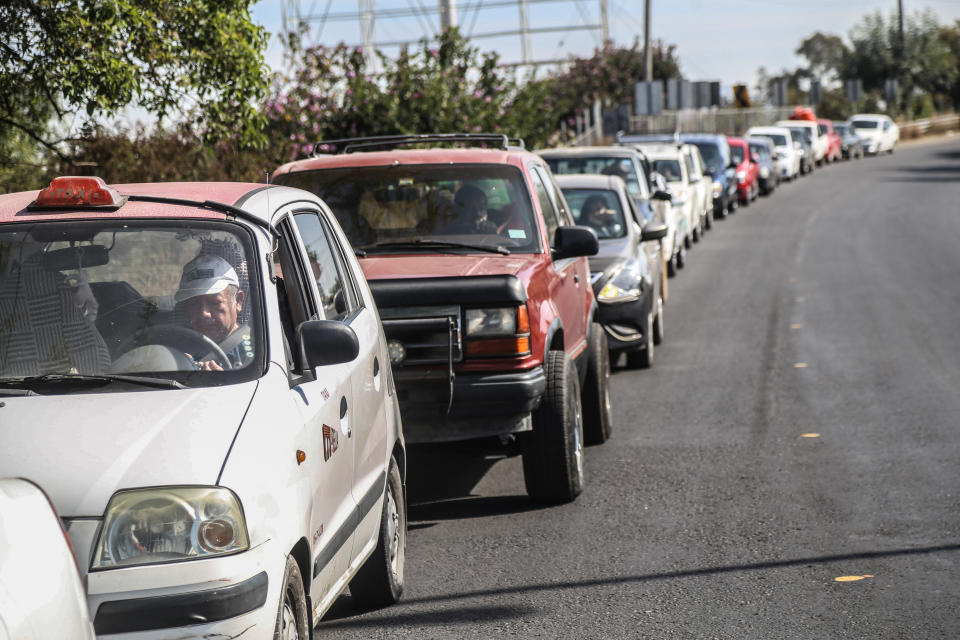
<box><xmin>31</xmin><ymin>176</ymin><xmax>125</xmax><ymax>210</ymax></box>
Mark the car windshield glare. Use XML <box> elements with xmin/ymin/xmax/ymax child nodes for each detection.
<box><xmin>562</xmin><ymin>188</ymin><xmax>627</xmax><ymax>239</ymax></box>
<box><xmin>276</xmin><ymin>164</ymin><xmax>540</xmax><ymax>253</ymax></box>
<box><xmin>0</xmin><ymin>220</ymin><xmax>262</xmax><ymax>387</ymax></box>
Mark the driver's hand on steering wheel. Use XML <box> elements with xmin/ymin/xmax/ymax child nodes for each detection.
<box><xmin>185</xmin><ymin>353</ymin><xmax>224</xmax><ymax>371</ymax></box>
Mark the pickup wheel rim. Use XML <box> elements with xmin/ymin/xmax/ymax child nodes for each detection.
<box><xmin>280</xmin><ymin>597</ymin><xmax>299</xmax><ymax>640</ymax></box>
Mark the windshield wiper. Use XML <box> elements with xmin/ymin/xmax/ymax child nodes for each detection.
<box><xmin>360</xmin><ymin>239</ymin><xmax>510</xmax><ymax>255</ymax></box>
<box><xmin>0</xmin><ymin>373</ymin><xmax>186</xmax><ymax>391</ymax></box>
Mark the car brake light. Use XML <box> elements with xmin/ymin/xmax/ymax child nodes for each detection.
<box><xmin>31</xmin><ymin>176</ymin><xmax>125</xmax><ymax>210</ymax></box>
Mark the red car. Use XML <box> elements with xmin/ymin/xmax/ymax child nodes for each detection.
<box><xmin>817</xmin><ymin>119</ymin><xmax>843</xmax><ymax>163</ymax></box>
<box><xmin>727</xmin><ymin>137</ymin><xmax>760</xmax><ymax>206</ymax></box>
<box><xmin>273</xmin><ymin>133</ymin><xmax>609</xmax><ymax>504</ymax></box>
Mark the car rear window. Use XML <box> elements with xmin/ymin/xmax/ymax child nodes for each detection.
<box><xmin>275</xmin><ymin>164</ymin><xmax>540</xmax><ymax>254</ymax></box>
<box><xmin>544</xmin><ymin>156</ymin><xmax>649</xmax><ymax>200</ymax></box>
<box><xmin>652</xmin><ymin>159</ymin><xmax>683</xmax><ymax>182</ymax></box>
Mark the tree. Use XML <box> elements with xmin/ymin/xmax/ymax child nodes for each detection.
<box><xmin>0</xmin><ymin>0</ymin><xmax>270</xmax><ymax>162</ymax></box>
<box><xmin>795</xmin><ymin>32</ymin><xmax>849</xmax><ymax>84</ymax></box>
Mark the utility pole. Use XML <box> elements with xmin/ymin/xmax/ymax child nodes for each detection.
<box><xmin>440</xmin><ymin>0</ymin><xmax>457</xmax><ymax>30</ymax></box>
<box><xmin>643</xmin><ymin>0</ymin><xmax>652</xmax><ymax>82</ymax></box>
<box><xmin>599</xmin><ymin>0</ymin><xmax>609</xmax><ymax>46</ymax></box>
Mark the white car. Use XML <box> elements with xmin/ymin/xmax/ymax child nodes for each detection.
<box><xmin>635</xmin><ymin>144</ymin><xmax>698</xmax><ymax>273</ymax></box>
<box><xmin>680</xmin><ymin>143</ymin><xmax>712</xmax><ymax>238</ymax></box>
<box><xmin>849</xmin><ymin>113</ymin><xmax>899</xmax><ymax>154</ymax></box>
<box><xmin>775</xmin><ymin>119</ymin><xmax>827</xmax><ymax>166</ymax></box>
<box><xmin>745</xmin><ymin>126</ymin><xmax>801</xmax><ymax>181</ymax></box>
<box><xmin>0</xmin><ymin>176</ymin><xmax>406</xmax><ymax>638</ymax></box>
<box><xmin>0</xmin><ymin>478</ymin><xmax>95</xmax><ymax>640</ymax></box>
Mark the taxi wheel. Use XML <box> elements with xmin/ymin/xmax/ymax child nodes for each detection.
<box><xmin>274</xmin><ymin>556</ymin><xmax>308</xmax><ymax>640</ymax></box>
<box><xmin>582</xmin><ymin>323</ymin><xmax>612</xmax><ymax>446</ymax></box>
<box><xmin>522</xmin><ymin>351</ymin><xmax>585</xmax><ymax>504</ymax></box>
<box><xmin>350</xmin><ymin>457</ymin><xmax>405</xmax><ymax>607</ymax></box>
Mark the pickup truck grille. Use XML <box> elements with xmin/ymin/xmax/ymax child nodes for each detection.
<box><xmin>380</xmin><ymin>305</ymin><xmax>462</xmax><ymax>366</ymax></box>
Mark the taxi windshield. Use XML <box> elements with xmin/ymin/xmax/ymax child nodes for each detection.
<box><xmin>275</xmin><ymin>164</ymin><xmax>540</xmax><ymax>254</ymax></box>
<box><xmin>0</xmin><ymin>220</ymin><xmax>262</xmax><ymax>390</ymax></box>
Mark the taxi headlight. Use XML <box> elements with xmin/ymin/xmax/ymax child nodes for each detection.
<box><xmin>92</xmin><ymin>487</ymin><xmax>249</xmax><ymax>570</ymax></box>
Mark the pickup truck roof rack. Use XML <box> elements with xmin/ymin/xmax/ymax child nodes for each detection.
<box><xmin>312</xmin><ymin>133</ymin><xmax>526</xmax><ymax>155</ymax></box>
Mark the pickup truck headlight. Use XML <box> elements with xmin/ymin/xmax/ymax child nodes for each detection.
<box><xmin>464</xmin><ymin>306</ymin><xmax>530</xmax><ymax>357</ymax></box>
<box><xmin>92</xmin><ymin>487</ymin><xmax>249</xmax><ymax>570</ymax></box>
<box><xmin>597</xmin><ymin>263</ymin><xmax>642</xmax><ymax>302</ymax></box>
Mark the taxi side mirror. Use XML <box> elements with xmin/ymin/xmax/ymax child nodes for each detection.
<box><xmin>298</xmin><ymin>320</ymin><xmax>359</xmax><ymax>368</ymax></box>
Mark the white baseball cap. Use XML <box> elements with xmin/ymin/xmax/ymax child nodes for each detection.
<box><xmin>175</xmin><ymin>254</ymin><xmax>239</xmax><ymax>303</ymax></box>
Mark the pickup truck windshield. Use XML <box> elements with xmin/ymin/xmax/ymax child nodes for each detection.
<box><xmin>276</xmin><ymin>164</ymin><xmax>540</xmax><ymax>254</ymax></box>
<box><xmin>0</xmin><ymin>220</ymin><xmax>262</xmax><ymax>390</ymax></box>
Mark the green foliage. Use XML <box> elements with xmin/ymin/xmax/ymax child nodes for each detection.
<box><xmin>0</xmin><ymin>0</ymin><xmax>269</xmax><ymax>159</ymax></box>
<box><xmin>796</xmin><ymin>32</ymin><xmax>849</xmax><ymax>84</ymax></box>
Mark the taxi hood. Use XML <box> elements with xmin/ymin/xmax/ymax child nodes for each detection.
<box><xmin>0</xmin><ymin>381</ymin><xmax>257</xmax><ymax>517</ymax></box>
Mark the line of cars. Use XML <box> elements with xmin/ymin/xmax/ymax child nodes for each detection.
<box><xmin>0</xmin><ymin>112</ymin><xmax>898</xmax><ymax>638</ymax></box>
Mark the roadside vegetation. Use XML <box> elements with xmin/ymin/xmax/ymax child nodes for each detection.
<box><xmin>1</xmin><ymin>3</ymin><xmax>957</xmax><ymax>192</ymax></box>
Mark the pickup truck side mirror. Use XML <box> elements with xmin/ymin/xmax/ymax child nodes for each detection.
<box><xmin>553</xmin><ymin>226</ymin><xmax>599</xmax><ymax>260</ymax></box>
<box><xmin>298</xmin><ymin>319</ymin><xmax>359</xmax><ymax>368</ymax></box>
<box><xmin>651</xmin><ymin>190</ymin><xmax>672</xmax><ymax>202</ymax></box>
<box><xmin>640</xmin><ymin>222</ymin><xmax>668</xmax><ymax>242</ymax></box>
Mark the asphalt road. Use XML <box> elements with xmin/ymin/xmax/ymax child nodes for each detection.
<box><xmin>320</xmin><ymin>136</ymin><xmax>960</xmax><ymax>639</ymax></box>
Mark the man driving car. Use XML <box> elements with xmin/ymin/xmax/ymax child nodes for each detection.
<box><xmin>175</xmin><ymin>254</ymin><xmax>253</xmax><ymax>370</ymax></box>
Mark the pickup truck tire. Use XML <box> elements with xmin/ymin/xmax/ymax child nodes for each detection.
<box><xmin>275</xmin><ymin>555</ymin><xmax>308</xmax><ymax>640</ymax></box>
<box><xmin>522</xmin><ymin>351</ymin><xmax>585</xmax><ymax>504</ymax></box>
<box><xmin>349</xmin><ymin>456</ymin><xmax>405</xmax><ymax>607</ymax></box>
<box><xmin>582</xmin><ymin>323</ymin><xmax>612</xmax><ymax>446</ymax></box>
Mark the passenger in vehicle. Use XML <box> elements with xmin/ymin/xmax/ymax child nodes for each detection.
<box><xmin>175</xmin><ymin>254</ymin><xmax>252</xmax><ymax>370</ymax></box>
<box><xmin>581</xmin><ymin>195</ymin><xmax>621</xmax><ymax>238</ymax></box>
<box><xmin>448</xmin><ymin>185</ymin><xmax>498</xmax><ymax>234</ymax></box>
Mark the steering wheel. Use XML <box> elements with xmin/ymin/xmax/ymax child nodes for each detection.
<box><xmin>119</xmin><ymin>326</ymin><xmax>232</xmax><ymax>370</ymax></box>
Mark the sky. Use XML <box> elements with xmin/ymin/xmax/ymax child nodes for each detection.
<box><xmin>252</xmin><ymin>0</ymin><xmax>960</xmax><ymax>92</ymax></box>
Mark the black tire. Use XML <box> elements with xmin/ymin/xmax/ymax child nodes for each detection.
<box><xmin>626</xmin><ymin>311</ymin><xmax>654</xmax><ymax>369</ymax></box>
<box><xmin>652</xmin><ymin>293</ymin><xmax>664</xmax><ymax>346</ymax></box>
<box><xmin>727</xmin><ymin>198</ymin><xmax>738</xmax><ymax>214</ymax></box>
<box><xmin>676</xmin><ymin>243</ymin><xmax>686</xmax><ymax>269</ymax></box>
<box><xmin>350</xmin><ymin>456</ymin><xmax>405</xmax><ymax>608</ymax></box>
<box><xmin>704</xmin><ymin>210</ymin><xmax>713</xmax><ymax>230</ymax></box>
<box><xmin>275</xmin><ymin>555</ymin><xmax>309</xmax><ymax>640</ymax></box>
<box><xmin>522</xmin><ymin>351</ymin><xmax>585</xmax><ymax>504</ymax></box>
<box><xmin>666</xmin><ymin>253</ymin><xmax>677</xmax><ymax>277</ymax></box>
<box><xmin>692</xmin><ymin>224</ymin><xmax>700</xmax><ymax>242</ymax></box>
<box><xmin>582</xmin><ymin>322</ymin><xmax>612</xmax><ymax>446</ymax></box>
<box><xmin>684</xmin><ymin>232</ymin><xmax>692</xmax><ymax>249</ymax></box>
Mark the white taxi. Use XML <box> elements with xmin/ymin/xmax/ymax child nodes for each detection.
<box><xmin>0</xmin><ymin>177</ymin><xmax>406</xmax><ymax>638</ymax></box>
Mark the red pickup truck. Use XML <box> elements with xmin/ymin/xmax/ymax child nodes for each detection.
<box><xmin>273</xmin><ymin>134</ymin><xmax>610</xmax><ymax>504</ymax></box>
